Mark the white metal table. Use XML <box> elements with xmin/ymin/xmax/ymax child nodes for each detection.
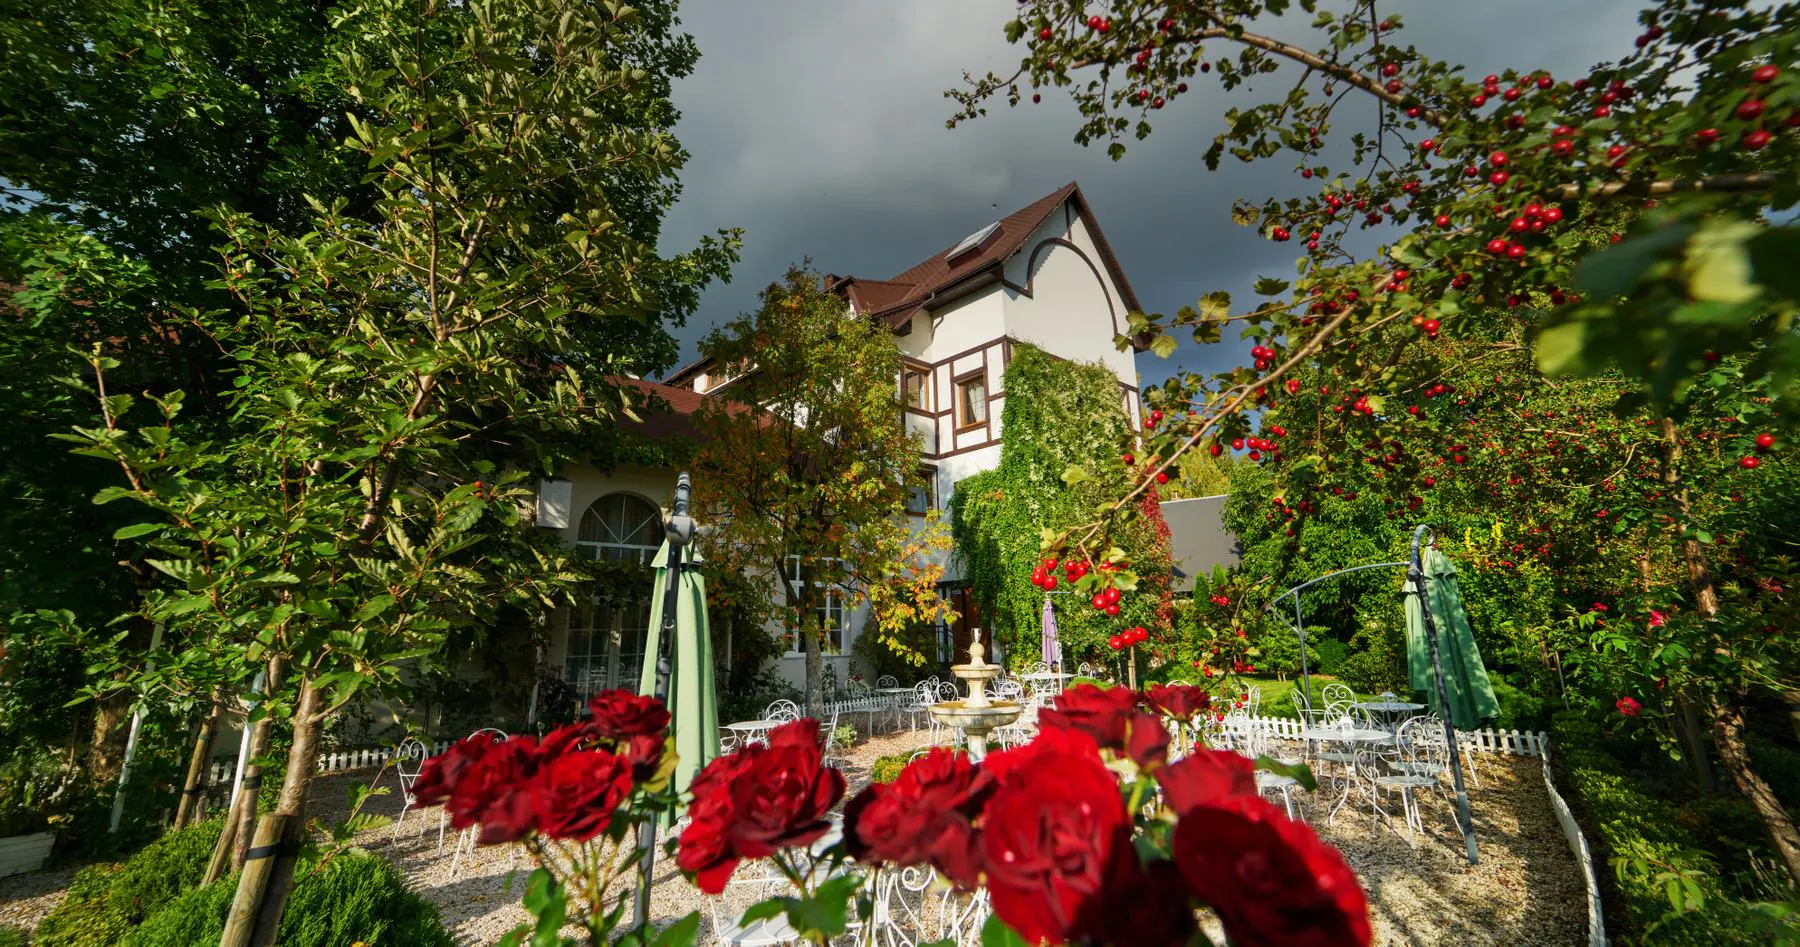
<box><xmin>722</xmin><ymin>719</ymin><xmax>778</xmax><ymax>749</ymax></box>
<box><xmin>1353</xmin><ymin>699</ymin><xmax>1425</xmax><ymax>734</ymax></box>
<box><xmin>1016</xmin><ymin>671</ymin><xmax>1072</xmax><ymax>699</ymax></box>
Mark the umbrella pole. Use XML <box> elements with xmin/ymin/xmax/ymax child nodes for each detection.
<box><xmin>635</xmin><ymin>474</ymin><xmax>694</xmax><ymax>930</ymax></box>
<box><xmin>1293</xmin><ymin>594</ymin><xmax>1310</xmax><ymax>706</ymax></box>
<box><xmin>1411</xmin><ymin>525</ymin><xmax>1478</xmax><ymax>866</ymax></box>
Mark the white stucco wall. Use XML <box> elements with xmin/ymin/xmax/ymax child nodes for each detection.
<box><xmin>1000</xmin><ymin>205</ymin><xmax>1143</xmax><ymax>414</ymax></box>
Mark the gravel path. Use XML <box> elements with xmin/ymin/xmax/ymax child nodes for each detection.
<box><xmin>0</xmin><ymin>865</ymin><xmax>76</xmax><ymax>935</ymax></box>
<box><xmin>0</xmin><ymin>728</ymin><xmax>1582</xmax><ymax>946</ymax></box>
<box><xmin>1300</xmin><ymin>752</ymin><xmax>1586</xmax><ymax>946</ymax></box>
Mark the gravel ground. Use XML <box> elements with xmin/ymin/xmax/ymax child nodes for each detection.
<box><xmin>0</xmin><ymin>727</ymin><xmax>1583</xmax><ymax>946</ymax></box>
<box><xmin>0</xmin><ymin>864</ymin><xmax>76</xmax><ymax>935</ymax></box>
<box><xmin>1298</xmin><ymin>751</ymin><xmax>1587</xmax><ymax>946</ymax></box>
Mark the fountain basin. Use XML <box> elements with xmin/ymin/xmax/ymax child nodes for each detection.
<box><xmin>928</xmin><ymin>699</ymin><xmax>1022</xmax><ymax>731</ymax></box>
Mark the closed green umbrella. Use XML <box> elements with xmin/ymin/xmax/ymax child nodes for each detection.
<box><xmin>1403</xmin><ymin>545</ymin><xmax>1500</xmax><ymax>730</ymax></box>
<box><xmin>638</xmin><ymin>537</ymin><xmax>718</xmax><ymax>802</ymax></box>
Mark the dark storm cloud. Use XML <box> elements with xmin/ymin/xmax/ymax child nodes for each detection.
<box><xmin>655</xmin><ymin>0</ymin><xmax>1647</xmax><ymax>384</ymax></box>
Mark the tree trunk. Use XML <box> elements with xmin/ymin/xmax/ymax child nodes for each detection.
<box><xmin>1674</xmin><ymin>698</ymin><xmax>1714</xmax><ymax>794</ymax></box>
<box><xmin>174</xmin><ymin>689</ymin><xmax>227</xmax><ymax>829</ymax></box>
<box><xmin>1785</xmin><ymin>690</ymin><xmax>1800</xmax><ymax>744</ymax></box>
<box><xmin>87</xmin><ymin>687</ymin><xmax>133</xmax><ymax>786</ymax></box>
<box><xmin>803</xmin><ymin>619</ymin><xmax>823</xmax><ymax>720</ymax></box>
<box><xmin>224</xmin><ymin>673</ymin><xmax>324</xmax><ymax>947</ymax></box>
<box><xmin>1708</xmin><ymin>694</ymin><xmax>1800</xmax><ymax>884</ymax></box>
<box><xmin>1661</xmin><ymin>418</ymin><xmax>1799</xmax><ymax>883</ymax></box>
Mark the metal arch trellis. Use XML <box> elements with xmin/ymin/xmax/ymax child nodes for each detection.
<box><xmin>1260</xmin><ymin>524</ymin><xmax>1480</xmax><ymax>865</ymax></box>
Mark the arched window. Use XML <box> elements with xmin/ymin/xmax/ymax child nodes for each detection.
<box><xmin>576</xmin><ymin>494</ymin><xmax>661</xmax><ymax>563</ymax></box>
<box><xmin>566</xmin><ymin>494</ymin><xmax>660</xmax><ymax>699</ymax></box>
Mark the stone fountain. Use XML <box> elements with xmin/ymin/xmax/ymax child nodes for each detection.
<box><xmin>928</xmin><ymin>634</ymin><xmax>1021</xmax><ymax>761</ymax></box>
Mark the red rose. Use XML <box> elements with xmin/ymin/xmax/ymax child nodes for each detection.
<box><xmin>1156</xmin><ymin>748</ymin><xmax>1258</xmax><ymax>813</ymax></box>
<box><xmin>980</xmin><ymin>726</ymin><xmax>1135</xmax><ymax>945</ymax></box>
<box><xmin>844</xmin><ymin>746</ymin><xmax>991</xmax><ymax>886</ymax></box>
<box><xmin>585</xmin><ymin>690</ymin><xmax>671</xmax><ymax>739</ymax></box>
<box><xmin>1041</xmin><ymin>683</ymin><xmax>1138</xmax><ymax>748</ymax></box>
<box><xmin>1144</xmin><ymin>682</ymin><xmax>1212</xmax><ymax>721</ymax></box>
<box><xmin>1099</xmin><ymin>858</ymin><xmax>1197</xmax><ymax>945</ymax></box>
<box><xmin>1126</xmin><ymin>710</ymin><xmax>1171</xmax><ymax>769</ymax></box>
<box><xmin>411</xmin><ymin>733</ymin><xmax>503</xmax><ymax>808</ymax></box>
<box><xmin>1615</xmin><ymin>696</ymin><xmax>1641</xmax><ymax>717</ymax></box>
<box><xmin>447</xmin><ymin>735</ymin><xmax>544</xmax><ymax>844</ymax></box>
<box><xmin>677</xmin><ymin>718</ymin><xmax>844</xmax><ymax>894</ymax></box>
<box><xmin>1172</xmin><ymin>798</ymin><xmax>1370</xmax><ymax>947</ymax></box>
<box><xmin>532</xmin><ymin>749</ymin><xmax>634</xmax><ymax>842</ymax></box>
<box><xmin>622</xmin><ymin>733</ymin><xmax>665</xmax><ymax>782</ymax></box>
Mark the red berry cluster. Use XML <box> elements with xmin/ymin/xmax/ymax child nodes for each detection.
<box><xmin>1108</xmin><ymin>625</ymin><xmax>1148</xmax><ymax>650</ymax></box>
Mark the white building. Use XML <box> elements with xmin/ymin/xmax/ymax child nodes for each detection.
<box><xmin>544</xmin><ymin>182</ymin><xmax>1147</xmax><ymax>697</ymax></box>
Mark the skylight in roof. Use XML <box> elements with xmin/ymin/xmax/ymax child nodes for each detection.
<box><xmin>946</xmin><ymin>221</ymin><xmax>1000</xmax><ymax>260</ymax></box>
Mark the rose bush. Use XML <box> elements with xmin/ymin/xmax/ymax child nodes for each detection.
<box><xmin>427</xmin><ymin>686</ymin><xmax>1369</xmax><ymax>946</ymax></box>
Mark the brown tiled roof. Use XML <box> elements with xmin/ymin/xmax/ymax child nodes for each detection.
<box><xmin>663</xmin><ymin>181</ymin><xmax>1144</xmax><ymax>385</ymax></box>
<box><xmin>616</xmin><ymin>377</ymin><xmax>708</xmax><ymax>440</ymax></box>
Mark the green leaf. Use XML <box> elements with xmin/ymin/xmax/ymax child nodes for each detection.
<box><xmin>739</xmin><ymin>900</ymin><xmax>785</xmax><ymax>925</ymax></box>
<box><xmin>1685</xmin><ymin>219</ymin><xmax>1761</xmax><ymax>304</ymax></box>
<box><xmin>981</xmin><ymin>915</ymin><xmax>1031</xmax><ymax>947</ymax></box>
<box><xmin>113</xmin><ymin>522</ymin><xmax>164</xmax><ymax>540</ymax></box>
<box><xmin>1252</xmin><ymin>277</ymin><xmax>1290</xmax><ymax>296</ymax></box>
<box><xmin>1747</xmin><ymin>227</ymin><xmax>1800</xmax><ymax>301</ymax></box>
<box><xmin>1535</xmin><ymin>320</ymin><xmax>1591</xmax><ymax>377</ymax></box>
<box><xmin>352</xmin><ymin>594</ymin><xmax>396</xmax><ymax>623</ymax></box>
<box><xmin>1149</xmin><ymin>333</ymin><xmax>1179</xmax><ymax>359</ymax></box>
<box><xmin>652</xmin><ymin>913</ymin><xmax>701</xmax><ymax>947</ymax></box>
<box><xmin>1061</xmin><ymin>465</ymin><xmax>1093</xmax><ymax>487</ymax></box>
<box><xmin>1254</xmin><ymin>756</ymin><xmax>1319</xmax><ymax>791</ymax></box>
<box><xmin>785</xmin><ymin>871</ymin><xmax>860</xmax><ymax>937</ymax></box>
<box><xmin>1573</xmin><ymin>221</ymin><xmax>1696</xmax><ymax>297</ymax></box>
<box><xmin>1198</xmin><ymin>291</ymin><xmax>1232</xmax><ymax>319</ymax></box>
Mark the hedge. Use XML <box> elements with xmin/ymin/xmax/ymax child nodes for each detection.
<box><xmin>125</xmin><ymin>848</ymin><xmax>453</xmax><ymax>947</ymax></box>
<box><xmin>34</xmin><ymin>817</ymin><xmax>223</xmax><ymax>947</ymax></box>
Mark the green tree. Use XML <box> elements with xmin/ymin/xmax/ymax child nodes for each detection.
<box><xmin>693</xmin><ymin>268</ymin><xmax>952</xmax><ymax>716</ymax></box>
<box><xmin>0</xmin><ymin>0</ymin><xmax>727</xmax><ymax>801</ymax></box>
<box><xmin>955</xmin><ymin>0</ymin><xmax>1800</xmax><ymax>881</ymax></box>
<box><xmin>58</xmin><ymin>0</ymin><xmax>736</xmax><ymax>939</ymax></box>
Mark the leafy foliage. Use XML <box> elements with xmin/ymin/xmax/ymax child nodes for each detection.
<box><xmin>123</xmin><ymin>848</ymin><xmax>454</xmax><ymax>947</ymax></box>
<box><xmin>35</xmin><ymin>817</ymin><xmax>224</xmax><ymax>946</ymax></box>
<box><xmin>694</xmin><ymin>268</ymin><xmax>952</xmax><ymax>713</ymax></box>
<box><xmin>948</xmin><ymin>342</ymin><xmax>1174</xmax><ymax>669</ymax></box>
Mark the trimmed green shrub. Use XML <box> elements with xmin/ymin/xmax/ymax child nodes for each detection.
<box><xmin>1489</xmin><ymin>679</ymin><xmax>1547</xmax><ymax>731</ymax></box>
<box><xmin>1069</xmin><ymin>676</ymin><xmax>1111</xmax><ymax>689</ymax></box>
<box><xmin>1551</xmin><ymin>711</ymin><xmax>1787</xmax><ymax>944</ymax></box>
<box><xmin>0</xmin><ymin>925</ymin><xmax>30</xmax><ymax>947</ymax></box>
<box><xmin>35</xmin><ymin>817</ymin><xmax>223</xmax><ymax>947</ymax></box>
<box><xmin>126</xmin><ymin>848</ymin><xmax>453</xmax><ymax>947</ymax></box>
<box><xmin>871</xmin><ymin>754</ymin><xmax>909</xmax><ymax>784</ymax></box>
<box><xmin>1309</xmin><ymin>638</ymin><xmax>1350</xmax><ymax>675</ymax></box>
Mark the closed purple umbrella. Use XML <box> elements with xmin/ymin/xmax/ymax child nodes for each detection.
<box><xmin>1041</xmin><ymin>594</ymin><xmax>1061</xmax><ymax>666</ymax></box>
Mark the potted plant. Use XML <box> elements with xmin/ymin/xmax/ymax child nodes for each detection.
<box><xmin>0</xmin><ymin>747</ymin><xmax>77</xmax><ymax>878</ymax></box>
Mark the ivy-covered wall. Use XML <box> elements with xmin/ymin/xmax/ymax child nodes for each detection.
<box><xmin>948</xmin><ymin>342</ymin><xmax>1174</xmax><ymax>670</ymax></box>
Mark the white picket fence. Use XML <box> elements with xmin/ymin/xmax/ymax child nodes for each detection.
<box><xmin>1221</xmin><ymin>713</ymin><xmax>1551</xmax><ymax>756</ymax></box>
<box><xmin>204</xmin><ymin>739</ymin><xmax>456</xmax><ymax>787</ymax></box>
<box><xmin>1538</xmin><ymin>737</ymin><xmax>1609</xmax><ymax>947</ymax></box>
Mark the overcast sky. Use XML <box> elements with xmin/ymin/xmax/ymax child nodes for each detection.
<box><xmin>653</xmin><ymin>0</ymin><xmax>1648</xmax><ymax>385</ymax></box>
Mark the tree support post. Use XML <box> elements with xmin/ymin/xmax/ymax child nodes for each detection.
<box><xmin>175</xmin><ymin>688</ymin><xmax>227</xmax><ymax>829</ymax></box>
<box><xmin>109</xmin><ymin>621</ymin><xmax>163</xmax><ymax>833</ymax></box>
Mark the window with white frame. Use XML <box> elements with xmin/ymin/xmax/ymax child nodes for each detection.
<box><xmin>575</xmin><ymin>493</ymin><xmax>661</xmax><ymax>563</ymax></box>
<box><xmin>784</xmin><ymin>557</ymin><xmax>846</xmax><ymax>656</ymax></box>
<box><xmin>566</xmin><ymin>494</ymin><xmax>660</xmax><ymax>698</ymax></box>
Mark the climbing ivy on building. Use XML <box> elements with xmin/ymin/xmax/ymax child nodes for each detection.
<box><xmin>948</xmin><ymin>343</ymin><xmax>1174</xmax><ymax>670</ymax></box>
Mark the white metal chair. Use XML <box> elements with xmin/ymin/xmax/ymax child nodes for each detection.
<box><xmin>1372</xmin><ymin>716</ymin><xmax>1448</xmax><ymax>842</ymax></box>
<box><xmin>1321</xmin><ymin>682</ymin><xmax>1355</xmax><ymax>708</ymax></box>
<box><xmin>1239</xmin><ymin>719</ymin><xmax>1304</xmax><ymax>821</ymax></box>
<box><xmin>708</xmin><ymin>867</ymin><xmax>802</xmax><ymax>945</ymax></box>
<box><xmin>876</xmin><ymin>674</ymin><xmax>899</xmax><ymax>689</ymax></box>
<box><xmin>901</xmin><ymin>681</ymin><xmax>936</xmax><ymax>732</ymax></box>
<box><xmin>818</xmin><ymin>706</ymin><xmax>845</xmax><ymax>769</ymax></box>
<box><xmin>391</xmin><ymin>738</ymin><xmax>430</xmax><ymax>843</ymax></box>
<box><xmin>447</xmin><ymin>728</ymin><xmax>509</xmax><ymax>877</ymax></box>
<box><xmin>765</xmin><ymin>699</ymin><xmax>801</xmax><ymax>725</ymax></box>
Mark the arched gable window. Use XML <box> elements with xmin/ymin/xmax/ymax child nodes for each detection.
<box><xmin>566</xmin><ymin>493</ymin><xmax>660</xmax><ymax>698</ymax></box>
<box><xmin>576</xmin><ymin>493</ymin><xmax>661</xmax><ymax>563</ymax></box>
